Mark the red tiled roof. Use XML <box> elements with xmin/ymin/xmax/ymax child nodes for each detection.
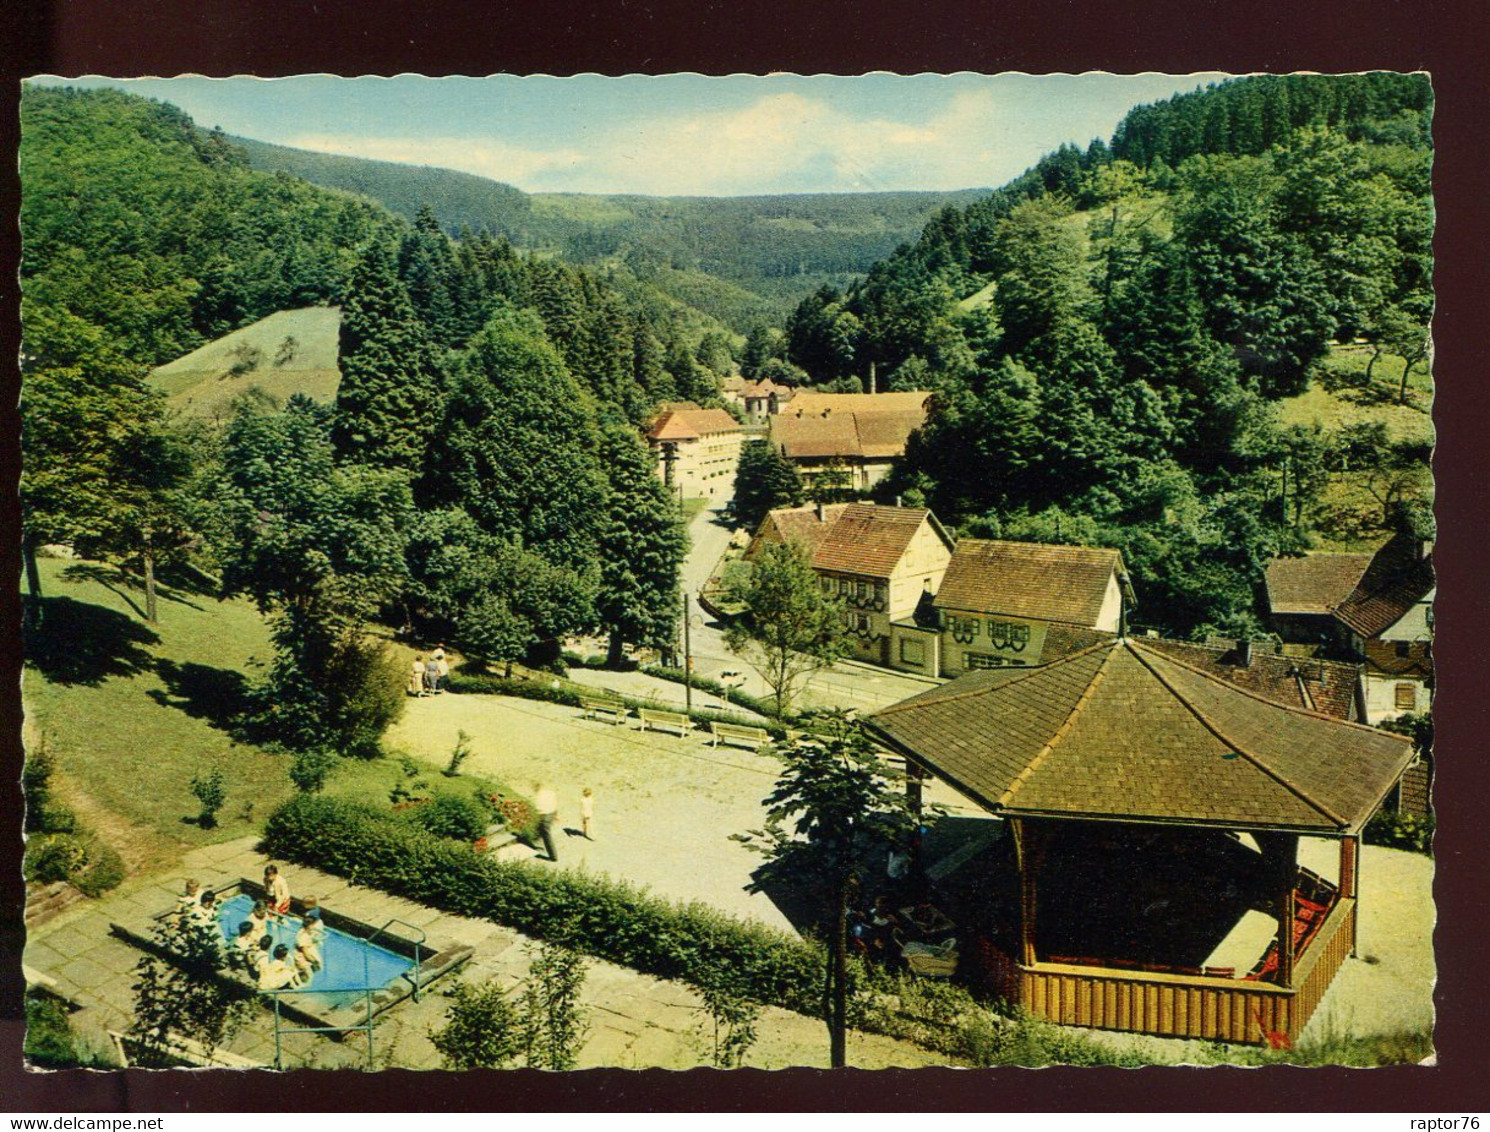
<box><xmin>742</xmin><ymin>378</ymin><xmax>796</xmax><ymax>400</ymax></box>
<box><xmin>746</xmin><ymin>503</ymin><xmax>849</xmax><ymax>561</ymax></box>
<box><xmin>646</xmin><ymin>407</ymin><xmax>742</xmax><ymax>442</ymax></box>
<box><xmin>769</xmin><ymin>411</ymin><xmax>863</xmax><ymax>458</ymax></box>
<box><xmin>787</xmin><ymin>391</ymin><xmax>930</xmax><ymax>415</ymax></box>
<box><xmin>935</xmin><ymin>539</ymin><xmax>1122</xmax><ymax>627</ymax></box>
<box><xmin>866</xmin><ymin>638</ymin><xmax>1412</xmax><ymax>833</ymax></box>
<box><xmin>1265</xmin><ymin>553</ymin><xmax>1373</xmax><ymax>616</ymax></box>
<box><xmin>768</xmin><ymin>391</ymin><xmax>930</xmax><ymax>462</ymax></box>
<box><xmin>812</xmin><ymin>503</ymin><xmax>950</xmax><ymax>580</ymax></box>
<box><xmin>1332</xmin><ymin>533</ymin><xmax>1435</xmax><ymax>639</ymax></box>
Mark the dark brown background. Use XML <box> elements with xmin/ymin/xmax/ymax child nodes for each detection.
<box><xmin>2</xmin><ymin>0</ymin><xmax>1486</xmax><ymax>1111</ymax></box>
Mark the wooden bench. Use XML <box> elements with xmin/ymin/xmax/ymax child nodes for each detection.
<box><xmin>638</xmin><ymin>707</ymin><xmax>690</xmax><ymax>738</ymax></box>
<box><xmin>580</xmin><ymin>696</ymin><xmax>628</xmax><ymax>724</ymax></box>
<box><xmin>709</xmin><ymin>720</ymin><xmax>772</xmax><ymax>750</ymax></box>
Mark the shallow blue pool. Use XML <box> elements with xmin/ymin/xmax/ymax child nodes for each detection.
<box><xmin>216</xmin><ymin>893</ymin><xmax>415</xmax><ymax>1007</ymax></box>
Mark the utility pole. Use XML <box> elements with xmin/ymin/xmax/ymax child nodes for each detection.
<box><xmin>683</xmin><ymin>593</ymin><xmax>693</xmax><ymax>714</ymax></box>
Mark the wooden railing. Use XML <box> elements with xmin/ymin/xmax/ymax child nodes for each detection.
<box><xmin>1016</xmin><ymin>898</ymin><xmax>1357</xmax><ymax>1044</ymax></box>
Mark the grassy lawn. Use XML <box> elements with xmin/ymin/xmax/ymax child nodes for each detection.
<box><xmin>21</xmin><ymin>557</ymin><xmax>528</xmax><ymax>879</ymax></box>
<box><xmin>23</xmin><ymin>557</ymin><xmax>291</xmax><ymax>868</ymax></box>
<box><xmin>681</xmin><ymin>496</ymin><xmax>710</xmax><ymax>524</ymax></box>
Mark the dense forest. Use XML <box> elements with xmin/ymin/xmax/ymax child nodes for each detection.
<box><xmin>230</xmin><ymin>133</ymin><xmax>987</xmax><ymax>330</ymax></box>
<box><xmin>750</xmin><ymin>72</ymin><xmax>1434</xmax><ymax>639</ymax></box>
<box><xmin>19</xmin><ymin>74</ymin><xmax>1436</xmax><ymax>759</ymax></box>
<box><xmin>20</xmin><ymin>83</ymin><xmax>701</xmax><ymax>756</ymax></box>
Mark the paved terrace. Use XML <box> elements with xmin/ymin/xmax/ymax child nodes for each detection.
<box><xmin>24</xmin><ymin>837</ymin><xmax>941</xmax><ymax>1070</ymax></box>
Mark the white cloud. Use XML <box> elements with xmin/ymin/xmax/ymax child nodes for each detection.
<box><xmin>285</xmin><ymin>89</ymin><xmax>1052</xmax><ymax>195</ymax></box>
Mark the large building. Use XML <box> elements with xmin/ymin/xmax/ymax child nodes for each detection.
<box><xmin>767</xmin><ymin>390</ymin><xmax>931</xmax><ymax>492</ymax></box>
<box><xmin>644</xmin><ymin>403</ymin><xmax>747</xmax><ymax>502</ymax></box>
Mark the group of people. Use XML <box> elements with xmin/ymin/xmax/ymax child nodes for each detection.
<box><xmin>173</xmin><ymin>864</ymin><xmax>328</xmax><ymax>993</ymax></box>
<box><xmin>846</xmin><ymin>877</ymin><xmax>957</xmax><ymax>971</ymax></box>
<box><xmin>409</xmin><ymin>646</ymin><xmax>449</xmax><ymax>697</ymax></box>
<box><xmin>531</xmin><ymin>783</ymin><xmax>593</xmax><ymax>863</ymax></box>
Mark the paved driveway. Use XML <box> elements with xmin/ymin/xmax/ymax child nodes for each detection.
<box><xmin>387</xmin><ymin>692</ymin><xmax>794</xmax><ymax>931</ymax></box>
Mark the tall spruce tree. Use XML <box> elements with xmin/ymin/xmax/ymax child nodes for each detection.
<box><xmin>731</xmin><ymin>440</ymin><xmax>805</xmax><ymax>531</ymax></box>
<box><xmin>333</xmin><ymin>243</ymin><xmax>444</xmax><ymax>473</ymax></box>
<box><xmin>595</xmin><ymin>425</ymin><xmax>686</xmax><ymax>666</ymax></box>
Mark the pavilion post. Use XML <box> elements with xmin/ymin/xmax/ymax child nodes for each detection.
<box><xmin>1012</xmin><ymin>818</ymin><xmax>1039</xmax><ymax>967</ymax></box>
<box><xmin>1274</xmin><ymin>833</ymin><xmax>1299</xmax><ymax>986</ymax></box>
<box><xmin>905</xmin><ymin>759</ymin><xmax>924</xmax><ymax>818</ymax></box>
<box><xmin>1342</xmin><ymin>833</ymin><xmax>1361</xmax><ymax>956</ymax></box>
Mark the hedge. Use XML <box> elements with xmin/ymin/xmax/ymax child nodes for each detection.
<box><xmin>263</xmin><ymin>795</ymin><xmax>826</xmax><ymax>1017</ymax></box>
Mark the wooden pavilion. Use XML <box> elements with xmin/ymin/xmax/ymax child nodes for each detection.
<box><xmin>864</xmin><ymin>637</ymin><xmax>1416</xmax><ymax>1045</ymax></box>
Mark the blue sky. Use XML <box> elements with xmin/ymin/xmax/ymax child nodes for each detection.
<box><xmin>37</xmin><ymin>73</ymin><xmax>1232</xmax><ymax>196</ymax></box>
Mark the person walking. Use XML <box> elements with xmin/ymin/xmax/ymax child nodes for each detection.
<box><xmin>410</xmin><ymin>656</ymin><xmax>426</xmax><ymax>697</ymax></box>
<box><xmin>580</xmin><ymin>787</ymin><xmax>594</xmax><ymax>840</ymax></box>
<box><xmin>425</xmin><ymin>654</ymin><xmax>442</xmax><ymax>695</ymax></box>
<box><xmin>533</xmin><ymin>782</ymin><xmax>558</xmax><ymax>862</ymax></box>
<box><xmin>434</xmin><ymin>645</ymin><xmax>449</xmax><ymax>691</ymax></box>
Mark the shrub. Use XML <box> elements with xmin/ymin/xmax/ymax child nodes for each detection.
<box><xmin>189</xmin><ymin>768</ymin><xmax>226</xmax><ymax>828</ymax></box>
<box><xmin>24</xmin><ymin>834</ymin><xmax>89</xmax><ymax>884</ymax></box>
<box><xmin>23</xmin><ymin>742</ymin><xmax>57</xmax><ymax>833</ymax></box>
<box><xmin>38</xmin><ymin>800</ymin><xmax>78</xmax><ymax>834</ymax></box>
<box><xmin>73</xmin><ymin>842</ymin><xmax>125</xmax><ymax>897</ymax></box>
<box><xmin>24</xmin><ymin>994</ymin><xmax>89</xmax><ymax>1068</ymax></box>
<box><xmin>1365</xmin><ymin>808</ymin><xmax>1434</xmax><ymax>854</ymax></box>
<box><xmin>409</xmin><ymin>792</ymin><xmax>489</xmax><ymax>842</ymax></box>
<box><xmin>263</xmin><ymin>795</ymin><xmax>826</xmax><ymax>1018</ymax></box>
<box><xmin>430</xmin><ymin>979</ymin><xmax>520</xmax><ymax>1070</ymax></box>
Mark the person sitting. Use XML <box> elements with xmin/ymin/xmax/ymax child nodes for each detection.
<box><xmin>249</xmin><ymin>899</ymin><xmax>275</xmax><ymax>942</ymax></box>
<box><xmin>174</xmin><ymin>879</ymin><xmax>201</xmax><ymax>920</ymax></box>
<box><xmin>294</xmin><ymin>912</ymin><xmax>324</xmax><ymax>977</ymax></box>
<box><xmin>264</xmin><ymin>864</ymin><xmax>291</xmax><ymax>915</ymax></box>
<box><xmin>258</xmin><ymin>943</ymin><xmax>301</xmax><ymax>991</ymax></box>
<box><xmin>188</xmin><ymin>889</ymin><xmax>220</xmax><ymax>930</ymax></box>
<box><xmin>229</xmin><ymin>921</ymin><xmax>258</xmax><ymax>972</ymax></box>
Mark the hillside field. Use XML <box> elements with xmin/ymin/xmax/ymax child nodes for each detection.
<box><xmin>148</xmin><ymin>306</ymin><xmax>342</xmax><ymax>417</ymax></box>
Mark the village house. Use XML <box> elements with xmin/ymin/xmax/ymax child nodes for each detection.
<box><xmin>749</xmin><ymin>502</ymin><xmax>953</xmax><ymax>672</ymax></box>
<box><xmin>739</xmin><ymin>376</ymin><xmax>796</xmax><ymax>423</ymax></box>
<box><xmin>1265</xmin><ymin>533</ymin><xmax>1434</xmax><ymax>724</ymax></box>
<box><xmin>767</xmin><ymin>390</ymin><xmax>931</xmax><ymax>492</ymax></box>
<box><xmin>643</xmin><ymin>402</ymin><xmax>747</xmax><ymax>502</ymax></box>
<box><xmin>933</xmin><ymin>540</ymin><xmax>1131</xmax><ymax>677</ymax></box>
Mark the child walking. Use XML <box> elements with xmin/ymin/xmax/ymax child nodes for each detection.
<box><xmin>580</xmin><ymin>787</ymin><xmax>594</xmax><ymax>840</ymax></box>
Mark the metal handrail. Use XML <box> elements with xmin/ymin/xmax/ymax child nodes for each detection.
<box><xmin>266</xmin><ymin>916</ymin><xmax>429</xmax><ymax>1070</ymax></box>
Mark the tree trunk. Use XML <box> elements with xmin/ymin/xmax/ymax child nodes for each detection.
<box><xmin>606</xmin><ymin>629</ymin><xmax>624</xmax><ymax>669</ymax></box>
<box><xmin>1364</xmin><ymin>344</ymin><xmax>1382</xmax><ymax>385</ymax></box>
<box><xmin>831</xmin><ymin>881</ymin><xmax>848</xmax><ymax>1068</ymax></box>
<box><xmin>142</xmin><ymin>537</ymin><xmax>159</xmax><ymax>624</ymax></box>
<box><xmin>1398</xmin><ymin>355</ymin><xmax>1417</xmax><ymax>405</ymax></box>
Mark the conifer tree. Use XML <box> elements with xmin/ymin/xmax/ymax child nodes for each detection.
<box><xmin>731</xmin><ymin>440</ymin><xmax>805</xmax><ymax>532</ymax></box>
<box><xmin>333</xmin><ymin>243</ymin><xmax>444</xmax><ymax>473</ymax></box>
<box><xmin>595</xmin><ymin>425</ymin><xmax>686</xmax><ymax>667</ymax></box>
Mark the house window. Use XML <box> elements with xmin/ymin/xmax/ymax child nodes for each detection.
<box><xmin>1395</xmin><ymin>641</ymin><xmax>1412</xmax><ymax>658</ymax></box>
<box><xmin>900</xmin><ymin>638</ymin><xmax>926</xmax><ymax>665</ymax></box>
<box><xmin>855</xmin><ymin>614</ymin><xmax>872</xmax><ymax>633</ymax></box>
<box><xmin>856</xmin><ymin>580</ymin><xmax>869</xmax><ymax>601</ymax></box>
<box><xmin>1395</xmin><ymin>683</ymin><xmax>1417</xmax><ymax>710</ymax></box>
<box><xmin>965</xmin><ymin>652</ymin><xmax>1004</xmax><ymax>670</ymax></box>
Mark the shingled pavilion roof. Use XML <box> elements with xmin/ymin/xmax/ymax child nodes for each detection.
<box><xmin>865</xmin><ymin>637</ymin><xmax>1413</xmax><ymax>835</ymax></box>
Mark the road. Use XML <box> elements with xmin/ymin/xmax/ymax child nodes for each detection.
<box><xmin>681</xmin><ymin>503</ymin><xmax>941</xmax><ymax>713</ymax></box>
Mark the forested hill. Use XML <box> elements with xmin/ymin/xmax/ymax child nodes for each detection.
<box><xmin>229</xmin><ymin>132</ymin><xmax>988</xmax><ymax>329</ymax></box>
<box><xmin>751</xmin><ymin>72</ymin><xmax>1433</xmax><ymax>641</ymax></box>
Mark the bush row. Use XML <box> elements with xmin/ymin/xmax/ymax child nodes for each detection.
<box><xmin>263</xmin><ymin>795</ymin><xmax>1158</xmax><ymax>1064</ymax></box>
<box><xmin>1364</xmin><ymin>808</ymin><xmax>1434</xmax><ymax>855</ymax></box>
<box><xmin>263</xmin><ymin>795</ymin><xmax>827</xmax><ymax>1016</ymax></box>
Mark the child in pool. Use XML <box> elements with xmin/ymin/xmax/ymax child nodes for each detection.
<box><xmin>249</xmin><ymin>900</ymin><xmax>275</xmax><ymax>942</ymax></box>
<box><xmin>294</xmin><ymin>911</ymin><xmax>324</xmax><ymax>977</ymax></box>
<box><xmin>258</xmin><ymin>943</ymin><xmax>300</xmax><ymax>991</ymax></box>
<box><xmin>174</xmin><ymin>879</ymin><xmax>201</xmax><ymax>919</ymax></box>
<box><xmin>264</xmin><ymin>864</ymin><xmax>292</xmax><ymax>915</ymax></box>
<box><xmin>229</xmin><ymin>921</ymin><xmax>258</xmax><ymax>971</ymax></box>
